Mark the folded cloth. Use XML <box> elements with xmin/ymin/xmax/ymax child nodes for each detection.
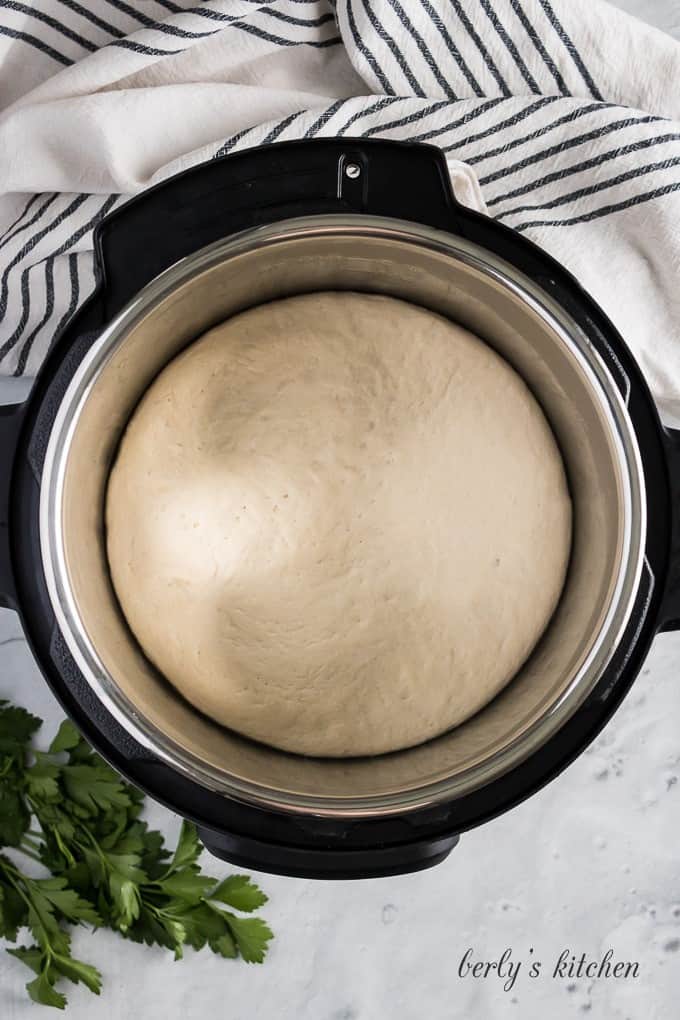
<box><xmin>0</xmin><ymin>0</ymin><xmax>679</xmax><ymax>417</ymax></box>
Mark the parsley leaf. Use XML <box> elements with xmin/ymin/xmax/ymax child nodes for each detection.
<box><xmin>48</xmin><ymin>721</ymin><xmax>81</xmax><ymax>755</ymax></box>
<box><xmin>169</xmin><ymin>820</ymin><xmax>202</xmax><ymax>870</ymax></box>
<box><xmin>7</xmin><ymin>943</ymin><xmax>43</xmax><ymax>975</ymax></box>
<box><xmin>157</xmin><ymin>868</ymin><xmax>217</xmax><ymax>903</ymax></box>
<box><xmin>221</xmin><ymin>914</ymin><xmax>274</xmax><ymax>964</ymax></box>
<box><xmin>0</xmin><ymin>880</ymin><xmax>27</xmax><ymax>941</ymax></box>
<box><xmin>0</xmin><ymin>697</ymin><xmax>273</xmax><ymax>1008</ymax></box>
<box><xmin>61</xmin><ymin>764</ymin><xmax>131</xmax><ymax>813</ymax></box>
<box><xmin>0</xmin><ymin>702</ymin><xmax>41</xmax><ymax>758</ymax></box>
<box><xmin>25</xmin><ymin>762</ymin><xmax>61</xmax><ymax>802</ymax></box>
<box><xmin>0</xmin><ymin>785</ymin><xmax>30</xmax><ymax>846</ymax></box>
<box><xmin>109</xmin><ymin>874</ymin><xmax>141</xmax><ymax>930</ymax></box>
<box><xmin>32</xmin><ymin>877</ymin><xmax>100</xmax><ymax>927</ymax></box>
<box><xmin>26</xmin><ymin>969</ymin><xmax>68</xmax><ymax>1010</ymax></box>
<box><xmin>214</xmin><ymin>931</ymin><xmax>238</xmax><ymax>958</ymax></box>
<box><xmin>209</xmin><ymin>875</ymin><xmax>268</xmax><ymax>913</ymax></box>
<box><xmin>51</xmin><ymin>952</ymin><xmax>102</xmax><ymax>994</ymax></box>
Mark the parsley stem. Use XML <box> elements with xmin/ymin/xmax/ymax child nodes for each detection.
<box><xmin>75</xmin><ymin>827</ymin><xmax>106</xmax><ymax>862</ymax></box>
<box><xmin>25</xmin><ymin>796</ymin><xmax>77</xmax><ymax>867</ymax></box>
<box><xmin>3</xmin><ymin>866</ymin><xmax>56</xmax><ymax>967</ymax></box>
<box><xmin>53</xmin><ymin>826</ymin><xmax>75</xmax><ymax>867</ymax></box>
<box><xmin>0</xmin><ymin>860</ymin><xmax>38</xmax><ymax>920</ymax></box>
<box><xmin>1</xmin><ymin>857</ymin><xmax>24</xmax><ymax>881</ymax></box>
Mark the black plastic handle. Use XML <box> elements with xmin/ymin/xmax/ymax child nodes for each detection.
<box><xmin>660</xmin><ymin>427</ymin><xmax>680</xmax><ymax>631</ymax></box>
<box><xmin>0</xmin><ymin>402</ymin><xmax>25</xmax><ymax>610</ymax></box>
<box><xmin>94</xmin><ymin>138</ymin><xmax>459</xmax><ymax>321</ymax></box>
<box><xmin>197</xmin><ymin>824</ymin><xmax>459</xmax><ymax>880</ymax></box>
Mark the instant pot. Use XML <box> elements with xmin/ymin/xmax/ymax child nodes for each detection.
<box><xmin>1</xmin><ymin>139</ymin><xmax>679</xmax><ymax>879</ymax></box>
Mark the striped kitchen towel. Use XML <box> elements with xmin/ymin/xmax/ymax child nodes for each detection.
<box><xmin>0</xmin><ymin>0</ymin><xmax>679</xmax><ymax>415</ymax></box>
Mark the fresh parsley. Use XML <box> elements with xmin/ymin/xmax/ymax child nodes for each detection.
<box><xmin>0</xmin><ymin>699</ymin><xmax>273</xmax><ymax>1009</ymax></box>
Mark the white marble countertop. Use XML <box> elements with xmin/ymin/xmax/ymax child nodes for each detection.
<box><xmin>2</xmin><ymin>2</ymin><xmax>680</xmax><ymax>1017</ymax></box>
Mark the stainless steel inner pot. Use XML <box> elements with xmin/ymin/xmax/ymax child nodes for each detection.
<box><xmin>39</xmin><ymin>215</ymin><xmax>646</xmax><ymax>818</ymax></box>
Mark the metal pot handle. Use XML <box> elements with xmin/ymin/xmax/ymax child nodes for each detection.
<box><xmin>0</xmin><ymin>401</ymin><xmax>25</xmax><ymax>610</ymax></box>
<box><xmin>659</xmin><ymin>427</ymin><xmax>680</xmax><ymax>631</ymax></box>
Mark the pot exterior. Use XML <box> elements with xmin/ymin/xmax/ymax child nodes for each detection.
<box><xmin>1</xmin><ymin>140</ymin><xmax>673</xmax><ymax>876</ymax></box>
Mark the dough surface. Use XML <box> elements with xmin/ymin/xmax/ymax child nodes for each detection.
<box><xmin>106</xmin><ymin>292</ymin><xmax>572</xmax><ymax>757</ymax></box>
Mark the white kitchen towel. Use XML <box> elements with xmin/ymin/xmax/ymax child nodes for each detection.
<box><xmin>0</xmin><ymin>0</ymin><xmax>679</xmax><ymax>415</ymax></box>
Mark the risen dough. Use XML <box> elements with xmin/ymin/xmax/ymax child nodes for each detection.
<box><xmin>106</xmin><ymin>292</ymin><xmax>571</xmax><ymax>757</ymax></box>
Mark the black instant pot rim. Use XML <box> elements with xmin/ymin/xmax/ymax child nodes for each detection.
<box><xmin>2</xmin><ymin>138</ymin><xmax>678</xmax><ymax>878</ymax></box>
